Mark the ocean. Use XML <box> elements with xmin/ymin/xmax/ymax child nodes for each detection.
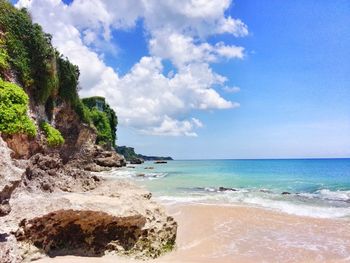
<box><xmin>109</xmin><ymin>159</ymin><xmax>350</xmax><ymax>219</ymax></box>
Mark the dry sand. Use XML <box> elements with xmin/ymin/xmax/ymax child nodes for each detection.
<box><xmin>36</xmin><ymin>204</ymin><xmax>350</xmax><ymax>263</ymax></box>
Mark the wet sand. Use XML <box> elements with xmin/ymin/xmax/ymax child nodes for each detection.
<box><xmin>37</xmin><ymin>204</ymin><xmax>350</xmax><ymax>263</ymax></box>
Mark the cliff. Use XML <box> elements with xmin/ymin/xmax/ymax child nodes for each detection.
<box><xmin>116</xmin><ymin>146</ymin><xmax>173</xmax><ymax>162</ymax></box>
<box><xmin>0</xmin><ymin>1</ymin><xmax>176</xmax><ymax>262</ymax></box>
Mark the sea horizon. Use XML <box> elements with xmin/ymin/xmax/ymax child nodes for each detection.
<box><xmin>173</xmin><ymin>157</ymin><xmax>350</xmax><ymax>161</ymax></box>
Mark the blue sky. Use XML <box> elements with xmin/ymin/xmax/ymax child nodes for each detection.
<box><xmin>15</xmin><ymin>0</ymin><xmax>350</xmax><ymax>159</ymax></box>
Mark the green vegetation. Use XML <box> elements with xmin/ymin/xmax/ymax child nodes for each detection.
<box><xmin>0</xmin><ymin>1</ymin><xmax>82</xmax><ymax>118</ymax></box>
<box><xmin>116</xmin><ymin>146</ymin><xmax>139</xmax><ymax>161</ymax></box>
<box><xmin>0</xmin><ymin>1</ymin><xmax>118</xmax><ymax>148</ymax></box>
<box><xmin>82</xmin><ymin>97</ymin><xmax>118</xmax><ymax>147</ymax></box>
<box><xmin>0</xmin><ymin>78</ymin><xmax>36</xmax><ymax>136</ymax></box>
<box><xmin>161</xmin><ymin>240</ymin><xmax>175</xmax><ymax>254</ymax></box>
<box><xmin>0</xmin><ymin>0</ymin><xmax>57</xmax><ymax>101</ymax></box>
<box><xmin>88</xmin><ymin>108</ymin><xmax>113</xmax><ymax>146</ymax></box>
<box><xmin>40</xmin><ymin>121</ymin><xmax>64</xmax><ymax>147</ymax></box>
<box><xmin>0</xmin><ymin>38</ymin><xmax>9</xmax><ymax>72</ymax></box>
<box><xmin>116</xmin><ymin>146</ymin><xmax>173</xmax><ymax>161</ymax></box>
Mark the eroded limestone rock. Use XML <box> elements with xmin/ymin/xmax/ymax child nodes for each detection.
<box><xmin>22</xmin><ymin>153</ymin><xmax>100</xmax><ymax>193</ymax></box>
<box><xmin>15</xmin><ymin>210</ymin><xmax>146</xmax><ymax>256</ymax></box>
<box><xmin>0</xmin><ymin>136</ymin><xmax>23</xmax><ymax>216</ymax></box>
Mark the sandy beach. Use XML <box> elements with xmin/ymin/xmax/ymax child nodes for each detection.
<box><xmin>36</xmin><ymin>204</ymin><xmax>350</xmax><ymax>263</ymax></box>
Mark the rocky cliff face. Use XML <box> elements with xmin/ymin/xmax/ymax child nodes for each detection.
<box><xmin>0</xmin><ymin>135</ymin><xmax>176</xmax><ymax>263</ymax></box>
<box><xmin>0</xmin><ymin>136</ymin><xmax>23</xmax><ymax>216</ymax></box>
<box><xmin>0</xmin><ymin>2</ymin><xmax>176</xmax><ymax>262</ymax></box>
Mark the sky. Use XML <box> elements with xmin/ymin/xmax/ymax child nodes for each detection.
<box><xmin>13</xmin><ymin>0</ymin><xmax>350</xmax><ymax>159</ymax></box>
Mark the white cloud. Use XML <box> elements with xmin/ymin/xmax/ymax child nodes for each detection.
<box><xmin>223</xmin><ymin>86</ymin><xmax>241</xmax><ymax>93</ymax></box>
<box><xmin>217</xmin><ymin>16</ymin><xmax>248</xmax><ymax>36</ymax></box>
<box><xmin>141</xmin><ymin>116</ymin><xmax>202</xmax><ymax>137</ymax></box>
<box><xmin>16</xmin><ymin>0</ymin><xmax>247</xmax><ymax>136</ymax></box>
<box><xmin>215</xmin><ymin>42</ymin><xmax>245</xmax><ymax>59</ymax></box>
<box><xmin>149</xmin><ymin>32</ymin><xmax>244</xmax><ymax>68</ymax></box>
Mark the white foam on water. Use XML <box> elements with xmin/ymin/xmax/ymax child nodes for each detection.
<box><xmin>101</xmin><ymin>168</ymin><xmax>350</xmax><ymax>219</ymax></box>
<box><xmin>239</xmin><ymin>196</ymin><xmax>350</xmax><ymax>218</ymax></box>
<box><xmin>316</xmin><ymin>189</ymin><xmax>350</xmax><ymax>201</ymax></box>
<box><xmin>156</xmin><ymin>190</ymin><xmax>350</xmax><ymax>219</ymax></box>
<box><xmin>96</xmin><ymin>168</ymin><xmax>135</xmax><ymax>179</ymax></box>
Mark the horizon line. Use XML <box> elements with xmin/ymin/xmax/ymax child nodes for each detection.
<box><xmin>163</xmin><ymin>157</ymin><xmax>350</xmax><ymax>161</ymax></box>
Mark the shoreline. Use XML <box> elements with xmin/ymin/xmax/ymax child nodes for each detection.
<box><xmin>36</xmin><ymin>202</ymin><xmax>350</xmax><ymax>263</ymax></box>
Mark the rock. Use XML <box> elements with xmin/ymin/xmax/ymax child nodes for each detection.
<box><xmin>154</xmin><ymin>160</ymin><xmax>167</xmax><ymax>164</ymax></box>
<box><xmin>0</xmin><ymin>179</ymin><xmax>177</xmax><ymax>261</ymax></box>
<box><xmin>282</xmin><ymin>191</ymin><xmax>291</xmax><ymax>195</ymax></box>
<box><xmin>1</xmin><ymin>133</ymin><xmax>42</xmax><ymax>159</ymax></box>
<box><xmin>0</xmin><ymin>203</ymin><xmax>11</xmax><ymax>216</ymax></box>
<box><xmin>0</xmin><ymin>234</ymin><xmax>22</xmax><ymax>263</ymax></box>
<box><xmin>260</xmin><ymin>189</ymin><xmax>273</xmax><ymax>193</ymax></box>
<box><xmin>95</xmin><ymin>156</ymin><xmax>124</xmax><ymax>167</ymax></box>
<box><xmin>69</xmin><ymin>144</ymin><xmax>126</xmax><ymax>170</ymax></box>
<box><xmin>130</xmin><ymin>158</ymin><xmax>144</xmax><ymax>164</ymax></box>
<box><xmin>136</xmin><ymin>173</ymin><xmax>146</xmax><ymax>177</ymax></box>
<box><xmin>218</xmin><ymin>187</ymin><xmax>237</xmax><ymax>192</ymax></box>
<box><xmin>22</xmin><ymin>153</ymin><xmax>101</xmax><ymax>193</ymax></box>
<box><xmin>144</xmin><ymin>167</ymin><xmax>154</xmax><ymax>170</ymax></box>
<box><xmin>84</xmin><ymin>163</ymin><xmax>111</xmax><ymax>172</ymax></box>
<box><xmin>15</xmin><ymin>210</ymin><xmax>146</xmax><ymax>256</ymax></box>
<box><xmin>142</xmin><ymin>193</ymin><xmax>152</xmax><ymax>200</ymax></box>
<box><xmin>0</xmin><ymin>136</ymin><xmax>23</xmax><ymax>216</ymax></box>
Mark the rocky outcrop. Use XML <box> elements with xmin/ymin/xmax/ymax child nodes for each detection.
<box><xmin>0</xmin><ymin>136</ymin><xmax>176</xmax><ymax>262</ymax></box>
<box><xmin>21</xmin><ymin>153</ymin><xmax>100</xmax><ymax>193</ymax></box>
<box><xmin>69</xmin><ymin>144</ymin><xmax>126</xmax><ymax>172</ymax></box>
<box><xmin>154</xmin><ymin>160</ymin><xmax>167</xmax><ymax>164</ymax></box>
<box><xmin>218</xmin><ymin>187</ymin><xmax>237</xmax><ymax>192</ymax></box>
<box><xmin>1</xmin><ymin>133</ymin><xmax>42</xmax><ymax>159</ymax></box>
<box><xmin>15</xmin><ymin>210</ymin><xmax>146</xmax><ymax>257</ymax></box>
<box><xmin>0</xmin><ymin>136</ymin><xmax>23</xmax><ymax>216</ymax></box>
<box><xmin>130</xmin><ymin>158</ymin><xmax>144</xmax><ymax>164</ymax></box>
<box><xmin>0</xmin><ymin>177</ymin><xmax>176</xmax><ymax>262</ymax></box>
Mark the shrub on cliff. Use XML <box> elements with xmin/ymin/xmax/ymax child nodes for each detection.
<box><xmin>0</xmin><ymin>78</ymin><xmax>36</xmax><ymax>136</ymax></box>
<box><xmin>0</xmin><ymin>1</ymin><xmax>80</xmax><ymax>115</ymax></box>
<box><xmin>0</xmin><ymin>0</ymin><xmax>57</xmax><ymax>102</ymax></box>
<box><xmin>0</xmin><ymin>39</ymin><xmax>9</xmax><ymax>72</ymax></box>
<box><xmin>40</xmin><ymin>121</ymin><xmax>64</xmax><ymax>147</ymax></box>
<box><xmin>82</xmin><ymin>97</ymin><xmax>118</xmax><ymax>147</ymax></box>
<box><xmin>88</xmin><ymin>108</ymin><xmax>113</xmax><ymax>146</ymax></box>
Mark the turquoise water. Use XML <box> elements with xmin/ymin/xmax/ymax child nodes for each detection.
<box><xmin>110</xmin><ymin>159</ymin><xmax>350</xmax><ymax>218</ymax></box>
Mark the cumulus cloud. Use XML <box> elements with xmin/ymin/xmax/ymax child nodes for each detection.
<box><xmin>223</xmin><ymin>86</ymin><xmax>241</xmax><ymax>93</ymax></box>
<box><xmin>141</xmin><ymin>116</ymin><xmax>203</xmax><ymax>137</ymax></box>
<box><xmin>16</xmin><ymin>0</ymin><xmax>247</xmax><ymax>136</ymax></box>
<box><xmin>149</xmin><ymin>33</ymin><xmax>244</xmax><ymax>68</ymax></box>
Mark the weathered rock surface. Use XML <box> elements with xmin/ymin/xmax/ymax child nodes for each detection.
<box><xmin>0</xmin><ymin>136</ymin><xmax>23</xmax><ymax>216</ymax></box>
<box><xmin>218</xmin><ymin>187</ymin><xmax>237</xmax><ymax>192</ymax></box>
<box><xmin>0</xmin><ymin>178</ymin><xmax>176</xmax><ymax>262</ymax></box>
<box><xmin>15</xmin><ymin>210</ymin><xmax>146</xmax><ymax>257</ymax></box>
<box><xmin>21</xmin><ymin>153</ymin><xmax>100</xmax><ymax>193</ymax></box>
<box><xmin>1</xmin><ymin>133</ymin><xmax>42</xmax><ymax>159</ymax></box>
<box><xmin>0</xmin><ymin>93</ymin><xmax>173</xmax><ymax>262</ymax></box>
<box><xmin>69</xmin><ymin>144</ymin><xmax>126</xmax><ymax>171</ymax></box>
<box><xmin>130</xmin><ymin>158</ymin><xmax>144</xmax><ymax>165</ymax></box>
<box><xmin>0</xmin><ymin>138</ymin><xmax>176</xmax><ymax>262</ymax></box>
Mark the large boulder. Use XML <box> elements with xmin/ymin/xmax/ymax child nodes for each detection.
<box><xmin>0</xmin><ymin>179</ymin><xmax>177</xmax><ymax>261</ymax></box>
<box><xmin>15</xmin><ymin>210</ymin><xmax>146</xmax><ymax>257</ymax></box>
<box><xmin>95</xmin><ymin>151</ymin><xmax>126</xmax><ymax>168</ymax></box>
<box><xmin>69</xmin><ymin>143</ymin><xmax>126</xmax><ymax>171</ymax></box>
<box><xmin>130</xmin><ymin>158</ymin><xmax>144</xmax><ymax>164</ymax></box>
